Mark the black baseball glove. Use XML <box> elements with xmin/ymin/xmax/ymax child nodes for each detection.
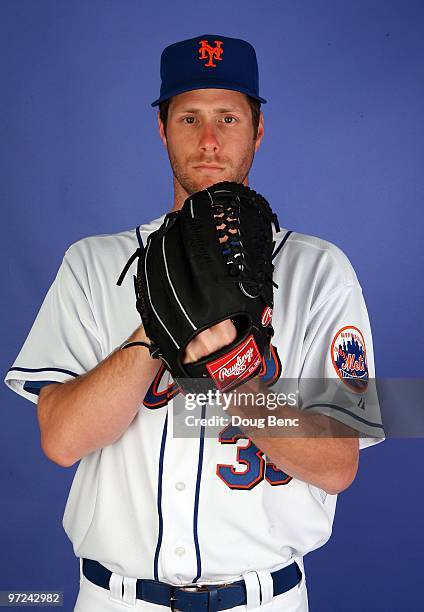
<box><xmin>118</xmin><ymin>181</ymin><xmax>280</xmax><ymax>392</ymax></box>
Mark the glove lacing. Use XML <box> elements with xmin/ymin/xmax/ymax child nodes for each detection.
<box><xmin>212</xmin><ymin>196</ymin><xmax>279</xmax><ymax>299</ymax></box>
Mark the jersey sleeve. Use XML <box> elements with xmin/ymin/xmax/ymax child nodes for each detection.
<box><xmin>298</xmin><ymin>279</ymin><xmax>385</xmax><ymax>450</ymax></box>
<box><xmin>4</xmin><ymin>243</ymin><xmax>104</xmax><ymax>404</ymax></box>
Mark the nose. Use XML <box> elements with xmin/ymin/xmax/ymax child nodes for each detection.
<box><xmin>198</xmin><ymin>120</ymin><xmax>220</xmax><ymax>153</ymax></box>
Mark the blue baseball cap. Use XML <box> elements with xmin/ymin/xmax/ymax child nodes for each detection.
<box><xmin>151</xmin><ymin>34</ymin><xmax>267</xmax><ymax>107</ymax></box>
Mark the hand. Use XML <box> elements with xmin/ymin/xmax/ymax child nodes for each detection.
<box><xmin>183</xmin><ymin>319</ymin><xmax>237</xmax><ymax>364</ymax></box>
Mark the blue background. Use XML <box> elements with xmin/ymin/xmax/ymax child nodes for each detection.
<box><xmin>1</xmin><ymin>0</ymin><xmax>423</xmax><ymax>610</ymax></box>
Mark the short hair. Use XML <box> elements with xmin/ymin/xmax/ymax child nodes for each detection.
<box><xmin>159</xmin><ymin>94</ymin><xmax>261</xmax><ymax>140</ymax></box>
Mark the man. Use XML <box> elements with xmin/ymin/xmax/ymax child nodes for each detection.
<box><xmin>5</xmin><ymin>34</ymin><xmax>384</xmax><ymax>611</ymax></box>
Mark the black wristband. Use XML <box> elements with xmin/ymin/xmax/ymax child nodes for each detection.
<box><xmin>121</xmin><ymin>341</ymin><xmax>151</xmax><ymax>350</ymax></box>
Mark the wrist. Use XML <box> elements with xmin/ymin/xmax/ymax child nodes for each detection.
<box><xmin>130</xmin><ymin>325</ymin><xmax>151</xmax><ymax>344</ymax></box>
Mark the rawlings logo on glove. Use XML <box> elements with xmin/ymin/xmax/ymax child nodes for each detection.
<box><xmin>207</xmin><ymin>335</ymin><xmax>262</xmax><ymax>390</ymax></box>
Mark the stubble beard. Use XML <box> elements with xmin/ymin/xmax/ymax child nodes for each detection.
<box><xmin>166</xmin><ymin>141</ymin><xmax>256</xmax><ymax>197</ymax></box>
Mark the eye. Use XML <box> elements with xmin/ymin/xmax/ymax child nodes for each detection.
<box><xmin>223</xmin><ymin>116</ymin><xmax>237</xmax><ymax>124</ymax></box>
<box><xmin>183</xmin><ymin>116</ymin><xmax>196</xmax><ymax>124</ymax></box>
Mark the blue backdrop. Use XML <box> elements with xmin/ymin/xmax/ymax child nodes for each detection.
<box><xmin>1</xmin><ymin>1</ymin><xmax>423</xmax><ymax>610</ymax></box>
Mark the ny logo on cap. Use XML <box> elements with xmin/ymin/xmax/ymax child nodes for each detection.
<box><xmin>198</xmin><ymin>39</ymin><xmax>223</xmax><ymax>68</ymax></box>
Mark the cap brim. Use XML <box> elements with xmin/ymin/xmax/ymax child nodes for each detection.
<box><xmin>151</xmin><ymin>81</ymin><xmax>267</xmax><ymax>107</ymax></box>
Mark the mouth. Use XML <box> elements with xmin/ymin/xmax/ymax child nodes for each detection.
<box><xmin>194</xmin><ymin>165</ymin><xmax>224</xmax><ymax>172</ymax></box>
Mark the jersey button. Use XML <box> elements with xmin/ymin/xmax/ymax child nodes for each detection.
<box><xmin>175</xmin><ymin>482</ymin><xmax>186</xmax><ymax>491</ymax></box>
<box><xmin>175</xmin><ymin>547</ymin><xmax>186</xmax><ymax>557</ymax></box>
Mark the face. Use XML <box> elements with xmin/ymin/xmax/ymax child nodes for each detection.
<box><xmin>158</xmin><ymin>89</ymin><xmax>264</xmax><ymax>208</ymax></box>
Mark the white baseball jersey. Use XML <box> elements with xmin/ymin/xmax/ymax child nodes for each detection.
<box><xmin>4</xmin><ymin>216</ymin><xmax>384</xmax><ymax>586</ymax></box>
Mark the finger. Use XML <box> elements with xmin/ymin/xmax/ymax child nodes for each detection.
<box><xmin>183</xmin><ymin>320</ymin><xmax>237</xmax><ymax>364</ymax></box>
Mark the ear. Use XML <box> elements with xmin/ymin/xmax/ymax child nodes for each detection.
<box><xmin>158</xmin><ymin>112</ymin><xmax>167</xmax><ymax>147</ymax></box>
<box><xmin>254</xmin><ymin>111</ymin><xmax>265</xmax><ymax>152</ymax></box>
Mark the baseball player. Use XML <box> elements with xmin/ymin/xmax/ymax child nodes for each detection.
<box><xmin>5</xmin><ymin>34</ymin><xmax>384</xmax><ymax>611</ymax></box>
